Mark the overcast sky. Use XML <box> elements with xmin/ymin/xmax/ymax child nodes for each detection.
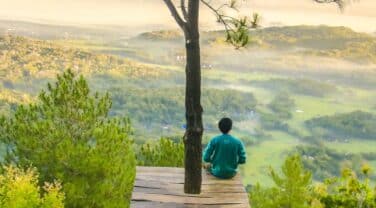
<box><xmin>0</xmin><ymin>0</ymin><xmax>375</xmax><ymax>32</ymax></box>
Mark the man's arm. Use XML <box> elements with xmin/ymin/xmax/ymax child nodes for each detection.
<box><xmin>203</xmin><ymin>139</ymin><xmax>215</xmax><ymax>163</ymax></box>
<box><xmin>238</xmin><ymin>141</ymin><xmax>246</xmax><ymax>164</ymax></box>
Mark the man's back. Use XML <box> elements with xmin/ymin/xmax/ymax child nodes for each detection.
<box><xmin>203</xmin><ymin>134</ymin><xmax>246</xmax><ymax>179</ymax></box>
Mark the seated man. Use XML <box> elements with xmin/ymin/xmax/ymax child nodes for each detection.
<box><xmin>203</xmin><ymin>117</ymin><xmax>247</xmax><ymax>179</ymax></box>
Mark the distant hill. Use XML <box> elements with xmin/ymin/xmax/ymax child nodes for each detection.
<box><xmin>0</xmin><ymin>35</ymin><xmax>168</xmax><ymax>80</ymax></box>
<box><xmin>0</xmin><ymin>34</ymin><xmax>175</xmax><ymax>119</ymax></box>
<box><xmin>134</xmin><ymin>25</ymin><xmax>376</xmax><ymax>64</ymax></box>
<box><xmin>136</xmin><ymin>30</ymin><xmax>183</xmax><ymax>42</ymax></box>
<box><xmin>0</xmin><ymin>19</ymin><xmax>134</xmax><ymax>40</ymax></box>
<box><xmin>0</xmin><ymin>19</ymin><xmax>171</xmax><ymax>42</ymax></box>
<box><xmin>136</xmin><ymin>25</ymin><xmax>373</xmax><ymax>44</ymax></box>
<box><xmin>250</xmin><ymin>26</ymin><xmax>376</xmax><ymax>63</ymax></box>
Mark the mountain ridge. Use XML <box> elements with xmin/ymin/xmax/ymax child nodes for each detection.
<box><xmin>132</xmin><ymin>25</ymin><xmax>376</xmax><ymax>64</ymax></box>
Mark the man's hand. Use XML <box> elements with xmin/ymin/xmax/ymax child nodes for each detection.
<box><xmin>203</xmin><ymin>163</ymin><xmax>211</xmax><ymax>170</ymax></box>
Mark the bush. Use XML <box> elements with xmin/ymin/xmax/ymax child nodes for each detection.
<box><xmin>0</xmin><ymin>70</ymin><xmax>136</xmax><ymax>207</ymax></box>
<box><xmin>249</xmin><ymin>155</ymin><xmax>376</xmax><ymax>208</ymax></box>
<box><xmin>313</xmin><ymin>165</ymin><xmax>376</xmax><ymax>208</ymax></box>
<box><xmin>111</xmin><ymin>87</ymin><xmax>256</xmax><ymax>130</ymax></box>
<box><xmin>260</xmin><ymin>112</ymin><xmax>289</xmax><ymax>131</ymax></box>
<box><xmin>137</xmin><ymin>137</ymin><xmax>184</xmax><ymax>167</ymax></box>
<box><xmin>306</xmin><ymin>111</ymin><xmax>376</xmax><ymax>140</ymax></box>
<box><xmin>268</xmin><ymin>92</ymin><xmax>295</xmax><ymax>119</ymax></box>
<box><xmin>0</xmin><ymin>165</ymin><xmax>64</xmax><ymax>208</ymax></box>
<box><xmin>250</xmin><ymin>155</ymin><xmax>313</xmax><ymax>208</ymax></box>
<box><xmin>255</xmin><ymin>155</ymin><xmax>311</xmax><ymax>208</ymax></box>
<box><xmin>252</xmin><ymin>78</ymin><xmax>337</xmax><ymax>97</ymax></box>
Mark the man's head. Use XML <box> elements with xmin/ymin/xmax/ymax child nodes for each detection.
<box><xmin>218</xmin><ymin>117</ymin><xmax>232</xmax><ymax>134</ymax></box>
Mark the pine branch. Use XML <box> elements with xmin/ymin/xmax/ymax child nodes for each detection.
<box><xmin>200</xmin><ymin>0</ymin><xmax>233</xmax><ymax>33</ymax></box>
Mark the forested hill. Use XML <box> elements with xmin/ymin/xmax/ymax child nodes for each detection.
<box><xmin>136</xmin><ymin>25</ymin><xmax>374</xmax><ymax>47</ymax></box>
<box><xmin>0</xmin><ymin>35</ymin><xmax>167</xmax><ymax>80</ymax></box>
<box><xmin>133</xmin><ymin>25</ymin><xmax>376</xmax><ymax>64</ymax></box>
<box><xmin>0</xmin><ymin>34</ymin><xmax>259</xmax><ymax>140</ymax></box>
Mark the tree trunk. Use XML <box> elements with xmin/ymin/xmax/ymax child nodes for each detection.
<box><xmin>184</xmin><ymin>0</ymin><xmax>202</xmax><ymax>194</ymax></box>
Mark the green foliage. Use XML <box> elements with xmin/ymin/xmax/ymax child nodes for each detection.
<box><xmin>111</xmin><ymin>87</ymin><xmax>256</xmax><ymax>131</ymax></box>
<box><xmin>250</xmin><ymin>155</ymin><xmax>313</xmax><ymax>208</ymax></box>
<box><xmin>259</xmin><ymin>111</ymin><xmax>289</xmax><ymax>131</ymax></box>
<box><xmin>269</xmin><ymin>155</ymin><xmax>313</xmax><ymax>207</ymax></box>
<box><xmin>137</xmin><ymin>137</ymin><xmax>184</xmax><ymax>167</ymax></box>
<box><xmin>0</xmin><ymin>70</ymin><xmax>136</xmax><ymax>207</ymax></box>
<box><xmin>253</xmin><ymin>78</ymin><xmax>337</xmax><ymax>97</ymax></box>
<box><xmin>226</xmin><ymin>17</ymin><xmax>250</xmax><ymax>49</ymax></box>
<box><xmin>296</xmin><ymin>144</ymin><xmax>376</xmax><ymax>181</ymax></box>
<box><xmin>250</xmin><ymin>155</ymin><xmax>376</xmax><ymax>208</ymax></box>
<box><xmin>313</xmin><ymin>165</ymin><xmax>376</xmax><ymax>207</ymax></box>
<box><xmin>306</xmin><ymin>111</ymin><xmax>376</xmax><ymax>140</ymax></box>
<box><xmin>137</xmin><ymin>30</ymin><xmax>183</xmax><ymax>41</ymax></box>
<box><xmin>260</xmin><ymin>96</ymin><xmax>300</xmax><ymax>132</ymax></box>
<box><xmin>250</xmin><ymin>183</ymin><xmax>279</xmax><ymax>208</ymax></box>
<box><xmin>0</xmin><ymin>35</ymin><xmax>167</xmax><ymax>81</ymax></box>
<box><xmin>297</xmin><ymin>145</ymin><xmax>344</xmax><ymax>180</ymax></box>
<box><xmin>0</xmin><ymin>165</ymin><xmax>64</xmax><ymax>208</ymax></box>
<box><xmin>268</xmin><ymin>92</ymin><xmax>295</xmax><ymax>119</ymax></box>
<box><xmin>0</xmin><ymin>88</ymin><xmax>33</xmax><ymax>115</ymax></box>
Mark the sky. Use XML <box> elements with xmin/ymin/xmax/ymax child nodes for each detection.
<box><xmin>0</xmin><ymin>0</ymin><xmax>375</xmax><ymax>33</ymax></box>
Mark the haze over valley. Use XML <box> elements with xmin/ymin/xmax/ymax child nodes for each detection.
<box><xmin>1</xmin><ymin>1</ymin><xmax>376</xmax><ymax>187</ymax></box>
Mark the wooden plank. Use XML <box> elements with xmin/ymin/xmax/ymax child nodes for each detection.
<box><xmin>135</xmin><ymin>175</ymin><xmax>243</xmax><ymax>185</ymax></box>
<box><xmin>133</xmin><ymin>187</ymin><xmax>248</xmax><ymax>198</ymax></box>
<box><xmin>134</xmin><ymin>183</ymin><xmax>246</xmax><ymax>193</ymax></box>
<box><xmin>136</xmin><ymin>166</ymin><xmax>184</xmax><ymax>174</ymax></box>
<box><xmin>136</xmin><ymin>170</ymin><xmax>242</xmax><ymax>181</ymax></box>
<box><xmin>131</xmin><ymin>201</ymin><xmax>249</xmax><ymax>208</ymax></box>
<box><xmin>132</xmin><ymin>192</ymin><xmax>249</xmax><ymax>204</ymax></box>
<box><xmin>131</xmin><ymin>166</ymin><xmax>250</xmax><ymax>208</ymax></box>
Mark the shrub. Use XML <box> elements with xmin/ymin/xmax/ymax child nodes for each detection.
<box><xmin>268</xmin><ymin>92</ymin><xmax>295</xmax><ymax>119</ymax></box>
<box><xmin>0</xmin><ymin>70</ymin><xmax>136</xmax><ymax>207</ymax></box>
<box><xmin>250</xmin><ymin>155</ymin><xmax>313</xmax><ymax>208</ymax></box>
<box><xmin>306</xmin><ymin>111</ymin><xmax>376</xmax><ymax>140</ymax></box>
<box><xmin>314</xmin><ymin>165</ymin><xmax>376</xmax><ymax>208</ymax></box>
<box><xmin>0</xmin><ymin>165</ymin><xmax>64</xmax><ymax>208</ymax></box>
<box><xmin>249</xmin><ymin>155</ymin><xmax>376</xmax><ymax>208</ymax></box>
<box><xmin>137</xmin><ymin>137</ymin><xmax>184</xmax><ymax>167</ymax></box>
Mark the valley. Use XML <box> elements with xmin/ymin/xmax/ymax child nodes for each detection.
<box><xmin>1</xmin><ymin>22</ymin><xmax>376</xmax><ymax>186</ymax></box>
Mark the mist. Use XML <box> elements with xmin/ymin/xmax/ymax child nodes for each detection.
<box><xmin>1</xmin><ymin>0</ymin><xmax>376</xmax><ymax>33</ymax></box>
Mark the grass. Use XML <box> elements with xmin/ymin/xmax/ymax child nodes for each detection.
<box><xmin>54</xmin><ymin>39</ymin><xmax>130</xmax><ymax>52</ymax></box>
<box><xmin>207</xmin><ymin>71</ymin><xmax>376</xmax><ymax>186</ymax></box>
<box><xmin>324</xmin><ymin>140</ymin><xmax>376</xmax><ymax>154</ymax></box>
<box><xmin>241</xmin><ymin>131</ymin><xmax>300</xmax><ymax>186</ymax></box>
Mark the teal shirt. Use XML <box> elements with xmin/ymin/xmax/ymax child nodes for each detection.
<box><xmin>203</xmin><ymin>134</ymin><xmax>246</xmax><ymax>179</ymax></box>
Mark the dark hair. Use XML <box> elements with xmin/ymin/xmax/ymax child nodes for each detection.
<box><xmin>218</xmin><ymin>117</ymin><xmax>232</xmax><ymax>134</ymax></box>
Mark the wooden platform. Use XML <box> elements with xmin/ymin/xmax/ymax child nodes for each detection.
<box><xmin>131</xmin><ymin>166</ymin><xmax>250</xmax><ymax>208</ymax></box>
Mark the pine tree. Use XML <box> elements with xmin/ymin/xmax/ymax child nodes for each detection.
<box><xmin>0</xmin><ymin>70</ymin><xmax>136</xmax><ymax>208</ymax></box>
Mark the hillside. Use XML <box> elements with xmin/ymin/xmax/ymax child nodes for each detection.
<box><xmin>0</xmin><ymin>35</ymin><xmax>174</xmax><ymax>118</ymax></box>
<box><xmin>131</xmin><ymin>25</ymin><xmax>376</xmax><ymax>64</ymax></box>
<box><xmin>0</xmin><ymin>35</ymin><xmax>168</xmax><ymax>81</ymax></box>
<box><xmin>0</xmin><ymin>29</ymin><xmax>376</xmax><ymax>185</ymax></box>
<box><xmin>0</xmin><ymin>19</ymin><xmax>141</xmax><ymax>40</ymax></box>
<box><xmin>0</xmin><ymin>35</ymin><xmax>260</xmax><ymax>139</ymax></box>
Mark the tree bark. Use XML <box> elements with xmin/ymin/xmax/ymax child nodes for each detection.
<box><xmin>183</xmin><ymin>0</ymin><xmax>202</xmax><ymax>194</ymax></box>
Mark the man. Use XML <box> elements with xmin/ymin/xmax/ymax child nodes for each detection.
<box><xmin>203</xmin><ymin>117</ymin><xmax>247</xmax><ymax>179</ymax></box>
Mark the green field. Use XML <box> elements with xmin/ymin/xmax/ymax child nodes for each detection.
<box><xmin>199</xmin><ymin>66</ymin><xmax>376</xmax><ymax>185</ymax></box>
<box><xmin>1</xmin><ymin>26</ymin><xmax>376</xmax><ymax>186</ymax></box>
